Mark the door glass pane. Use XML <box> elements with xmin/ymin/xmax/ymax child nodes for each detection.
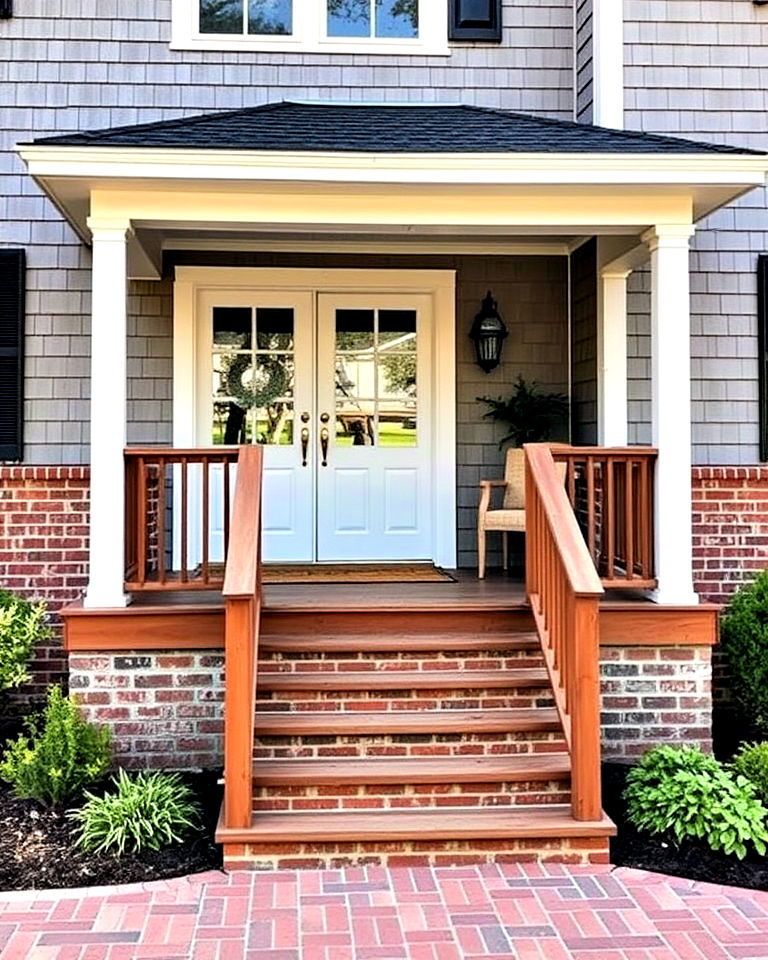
<box><xmin>335</xmin><ymin>399</ymin><xmax>375</xmax><ymax>447</ymax></box>
<box><xmin>248</xmin><ymin>0</ymin><xmax>292</xmax><ymax>34</ymax></box>
<box><xmin>256</xmin><ymin>307</ymin><xmax>294</xmax><ymax>350</ymax></box>
<box><xmin>327</xmin><ymin>0</ymin><xmax>371</xmax><ymax>36</ymax></box>
<box><xmin>213</xmin><ymin>400</ymin><xmax>251</xmax><ymax>445</ymax></box>
<box><xmin>379</xmin><ymin>309</ymin><xmax>416</xmax><ymax>349</ymax></box>
<box><xmin>375</xmin><ymin>0</ymin><xmax>417</xmax><ymax>37</ymax></box>
<box><xmin>200</xmin><ymin>0</ymin><xmax>243</xmax><ymax>33</ymax></box>
<box><xmin>336</xmin><ymin>309</ymin><xmax>375</xmax><ymax>351</ymax></box>
<box><xmin>213</xmin><ymin>307</ymin><xmax>252</xmax><ymax>350</ymax></box>
<box><xmin>254</xmin><ymin>402</ymin><xmax>294</xmax><ymax>445</ymax></box>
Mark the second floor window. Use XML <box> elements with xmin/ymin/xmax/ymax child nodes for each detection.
<box><xmin>173</xmin><ymin>0</ymin><xmax>443</xmax><ymax>53</ymax></box>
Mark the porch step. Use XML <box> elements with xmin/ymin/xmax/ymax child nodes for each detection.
<box><xmin>256</xmin><ymin>667</ymin><xmax>550</xmax><ymax>692</ymax></box>
<box><xmin>251</xmin><ymin>753</ymin><xmax>571</xmax><ymax>786</ymax></box>
<box><xmin>254</xmin><ymin>707</ymin><xmax>560</xmax><ymax>736</ymax></box>
<box><xmin>218</xmin><ymin>804</ymin><xmax>615</xmax><ymax>843</ymax></box>
<box><xmin>259</xmin><ymin>631</ymin><xmax>541</xmax><ymax>654</ymax></box>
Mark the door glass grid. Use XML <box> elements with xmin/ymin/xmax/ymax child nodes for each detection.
<box><xmin>211</xmin><ymin>306</ymin><xmax>295</xmax><ymax>446</ymax></box>
<box><xmin>334</xmin><ymin>308</ymin><xmax>417</xmax><ymax>448</ymax></box>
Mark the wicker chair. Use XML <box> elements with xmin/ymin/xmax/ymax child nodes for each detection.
<box><xmin>477</xmin><ymin>448</ymin><xmax>566</xmax><ymax>579</ymax></box>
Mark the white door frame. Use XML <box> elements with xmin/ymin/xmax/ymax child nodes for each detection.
<box><xmin>173</xmin><ymin>266</ymin><xmax>457</xmax><ymax>568</ymax></box>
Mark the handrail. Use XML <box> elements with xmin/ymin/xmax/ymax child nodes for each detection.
<box><xmin>222</xmin><ymin>445</ymin><xmax>264</xmax><ymax>829</ymax></box>
<box><xmin>524</xmin><ymin>443</ymin><xmax>604</xmax><ymax>822</ymax></box>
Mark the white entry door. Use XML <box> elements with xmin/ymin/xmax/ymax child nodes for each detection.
<box><xmin>196</xmin><ymin>285</ymin><xmax>435</xmax><ymax>563</ymax></box>
<box><xmin>198</xmin><ymin>289</ymin><xmax>315</xmax><ymax>562</ymax></box>
<box><xmin>316</xmin><ymin>293</ymin><xmax>433</xmax><ymax>561</ymax></box>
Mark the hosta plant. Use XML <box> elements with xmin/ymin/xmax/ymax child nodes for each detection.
<box><xmin>624</xmin><ymin>745</ymin><xmax>768</xmax><ymax>860</ymax></box>
<box><xmin>70</xmin><ymin>769</ymin><xmax>201</xmax><ymax>856</ymax></box>
<box><xmin>0</xmin><ymin>685</ymin><xmax>111</xmax><ymax>807</ymax></box>
<box><xmin>733</xmin><ymin>742</ymin><xmax>768</xmax><ymax>805</ymax></box>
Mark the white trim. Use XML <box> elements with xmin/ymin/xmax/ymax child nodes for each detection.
<box><xmin>596</xmin><ymin>266</ymin><xmax>629</xmax><ymax>446</ymax></box>
<box><xmin>161</xmin><ymin>237</ymin><xmax>574</xmax><ymax>257</ymax></box>
<box><xmin>170</xmin><ymin>0</ymin><xmax>449</xmax><ymax>55</ymax></box>
<box><xmin>173</xmin><ymin>267</ymin><xmax>457</xmax><ymax>568</ymax></box>
<box><xmin>643</xmin><ymin>224</ymin><xmax>699</xmax><ymax>606</ymax></box>
<box><xmin>84</xmin><ymin>219</ymin><xmax>131</xmax><ymax>609</ymax></box>
<box><xmin>592</xmin><ymin>0</ymin><xmax>624</xmax><ymax>130</ymax></box>
<box><xmin>20</xmin><ymin>145</ymin><xmax>768</xmax><ymax>184</ymax></box>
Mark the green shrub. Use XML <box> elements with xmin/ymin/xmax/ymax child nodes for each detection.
<box><xmin>624</xmin><ymin>745</ymin><xmax>768</xmax><ymax>860</ymax></box>
<box><xmin>69</xmin><ymin>769</ymin><xmax>201</xmax><ymax>856</ymax></box>
<box><xmin>720</xmin><ymin>569</ymin><xmax>768</xmax><ymax>737</ymax></box>
<box><xmin>0</xmin><ymin>590</ymin><xmax>51</xmax><ymax>692</ymax></box>
<box><xmin>733</xmin><ymin>742</ymin><xmax>768</xmax><ymax>804</ymax></box>
<box><xmin>0</xmin><ymin>685</ymin><xmax>111</xmax><ymax>807</ymax></box>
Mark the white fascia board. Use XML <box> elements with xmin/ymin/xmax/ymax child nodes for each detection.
<box><xmin>17</xmin><ymin>145</ymin><xmax>768</xmax><ymax>188</ymax></box>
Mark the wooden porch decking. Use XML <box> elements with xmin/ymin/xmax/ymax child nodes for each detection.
<box><xmin>62</xmin><ymin>570</ymin><xmax>718</xmax><ymax>651</ymax></box>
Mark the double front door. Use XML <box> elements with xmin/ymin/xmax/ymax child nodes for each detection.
<box><xmin>200</xmin><ymin>288</ymin><xmax>433</xmax><ymax>562</ymax></box>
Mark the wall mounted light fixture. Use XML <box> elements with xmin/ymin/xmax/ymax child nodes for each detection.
<box><xmin>469</xmin><ymin>290</ymin><xmax>508</xmax><ymax>373</ymax></box>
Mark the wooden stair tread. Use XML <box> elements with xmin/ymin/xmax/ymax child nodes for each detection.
<box><xmin>251</xmin><ymin>753</ymin><xmax>571</xmax><ymax>786</ymax></box>
<box><xmin>254</xmin><ymin>707</ymin><xmax>561</xmax><ymax>735</ymax></box>
<box><xmin>257</xmin><ymin>667</ymin><xmax>550</xmax><ymax>691</ymax></box>
<box><xmin>217</xmin><ymin>804</ymin><xmax>615</xmax><ymax>843</ymax></box>
<box><xmin>259</xmin><ymin>632</ymin><xmax>541</xmax><ymax>653</ymax></box>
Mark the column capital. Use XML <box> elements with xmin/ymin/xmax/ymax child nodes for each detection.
<box><xmin>86</xmin><ymin>217</ymin><xmax>133</xmax><ymax>241</ymax></box>
<box><xmin>600</xmin><ymin>266</ymin><xmax>632</xmax><ymax>281</ymax></box>
<box><xmin>641</xmin><ymin>224</ymin><xmax>695</xmax><ymax>252</ymax></box>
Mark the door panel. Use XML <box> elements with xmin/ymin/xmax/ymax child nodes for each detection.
<box><xmin>197</xmin><ymin>290</ymin><xmax>315</xmax><ymax>562</ymax></box>
<box><xmin>316</xmin><ymin>293</ymin><xmax>433</xmax><ymax>561</ymax></box>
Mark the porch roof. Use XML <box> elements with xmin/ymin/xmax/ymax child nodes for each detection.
<box><xmin>28</xmin><ymin>101</ymin><xmax>764</xmax><ymax>156</ymax></box>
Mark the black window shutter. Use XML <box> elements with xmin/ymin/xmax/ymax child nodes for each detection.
<box><xmin>759</xmin><ymin>255</ymin><xmax>768</xmax><ymax>462</ymax></box>
<box><xmin>0</xmin><ymin>249</ymin><xmax>25</xmax><ymax>462</ymax></box>
<box><xmin>0</xmin><ymin>0</ymin><xmax>12</xmax><ymax>19</ymax></box>
<box><xmin>449</xmin><ymin>0</ymin><xmax>501</xmax><ymax>41</ymax></box>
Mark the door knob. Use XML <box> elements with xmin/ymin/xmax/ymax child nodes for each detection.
<box><xmin>320</xmin><ymin>427</ymin><xmax>329</xmax><ymax>466</ymax></box>
<box><xmin>320</xmin><ymin>412</ymin><xmax>330</xmax><ymax>424</ymax></box>
<box><xmin>300</xmin><ymin>427</ymin><xmax>310</xmax><ymax>466</ymax></box>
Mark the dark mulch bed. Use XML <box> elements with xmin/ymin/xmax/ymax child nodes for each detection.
<box><xmin>604</xmin><ymin>761</ymin><xmax>768</xmax><ymax>892</ymax></box>
<box><xmin>0</xmin><ymin>770</ymin><xmax>223</xmax><ymax>891</ymax></box>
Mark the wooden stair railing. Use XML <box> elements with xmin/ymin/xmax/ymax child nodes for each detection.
<box><xmin>524</xmin><ymin>443</ymin><xmax>605</xmax><ymax>822</ymax></box>
<box><xmin>222</xmin><ymin>445</ymin><xmax>264</xmax><ymax>830</ymax></box>
<box><xmin>124</xmin><ymin>447</ymin><xmax>240</xmax><ymax>591</ymax></box>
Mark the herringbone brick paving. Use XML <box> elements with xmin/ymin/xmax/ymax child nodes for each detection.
<box><xmin>1</xmin><ymin>864</ymin><xmax>767</xmax><ymax>959</ymax></box>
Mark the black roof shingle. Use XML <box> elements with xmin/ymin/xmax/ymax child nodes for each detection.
<box><xmin>30</xmin><ymin>101</ymin><xmax>764</xmax><ymax>155</ymax></box>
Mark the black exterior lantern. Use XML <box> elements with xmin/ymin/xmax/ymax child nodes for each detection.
<box><xmin>469</xmin><ymin>290</ymin><xmax>508</xmax><ymax>373</ymax></box>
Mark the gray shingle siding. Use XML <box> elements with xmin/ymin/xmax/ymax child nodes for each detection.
<box><xmin>624</xmin><ymin>0</ymin><xmax>768</xmax><ymax>465</ymax></box>
<box><xmin>575</xmin><ymin>0</ymin><xmax>593</xmax><ymax>122</ymax></box>
<box><xmin>0</xmin><ymin>0</ymin><xmax>575</xmax><ymax>465</ymax></box>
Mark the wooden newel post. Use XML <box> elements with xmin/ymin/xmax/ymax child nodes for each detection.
<box><xmin>570</xmin><ymin>595</ymin><xmax>602</xmax><ymax>821</ymax></box>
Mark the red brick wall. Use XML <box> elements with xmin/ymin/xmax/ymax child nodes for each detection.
<box><xmin>692</xmin><ymin>466</ymin><xmax>768</xmax><ymax>605</ymax></box>
<box><xmin>0</xmin><ymin>466</ymin><xmax>89</xmax><ymax>698</ymax></box>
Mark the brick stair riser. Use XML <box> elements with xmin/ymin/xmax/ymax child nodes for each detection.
<box><xmin>256</xmin><ymin>687</ymin><xmax>555</xmax><ymax>712</ymax></box>
<box><xmin>259</xmin><ymin>650</ymin><xmax>544</xmax><ymax>671</ymax></box>
<box><xmin>251</xmin><ymin>779</ymin><xmax>571</xmax><ymax>812</ymax></box>
<box><xmin>253</xmin><ymin>731</ymin><xmax>568</xmax><ymax>761</ymax></box>
<box><xmin>222</xmin><ymin>837</ymin><xmax>609</xmax><ymax>870</ymax></box>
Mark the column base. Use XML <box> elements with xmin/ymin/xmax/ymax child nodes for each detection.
<box><xmin>83</xmin><ymin>589</ymin><xmax>130</xmax><ymax>610</ymax></box>
<box><xmin>648</xmin><ymin>587</ymin><xmax>699</xmax><ymax>607</ymax></box>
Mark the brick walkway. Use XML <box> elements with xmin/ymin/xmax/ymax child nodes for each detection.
<box><xmin>1</xmin><ymin>864</ymin><xmax>768</xmax><ymax>960</ymax></box>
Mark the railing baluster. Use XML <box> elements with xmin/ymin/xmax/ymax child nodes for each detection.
<box><xmin>625</xmin><ymin>460</ymin><xmax>635</xmax><ymax>580</ymax></box>
<box><xmin>157</xmin><ymin>456</ymin><xmax>166</xmax><ymax>586</ymax></box>
<box><xmin>606</xmin><ymin>457</ymin><xmax>615</xmax><ymax>581</ymax></box>
<box><xmin>224</xmin><ymin>457</ymin><xmax>231</xmax><ymax>558</ymax></box>
<box><xmin>137</xmin><ymin>456</ymin><xmax>147</xmax><ymax>588</ymax></box>
<box><xmin>202</xmin><ymin>456</ymin><xmax>210</xmax><ymax>585</ymax></box>
<box><xmin>586</xmin><ymin>456</ymin><xmax>596</xmax><ymax>563</ymax></box>
<box><xmin>180</xmin><ymin>457</ymin><xmax>188</xmax><ymax>583</ymax></box>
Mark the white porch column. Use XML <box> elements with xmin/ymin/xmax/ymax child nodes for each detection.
<box><xmin>643</xmin><ymin>224</ymin><xmax>698</xmax><ymax>606</ymax></box>
<box><xmin>597</xmin><ymin>267</ymin><xmax>630</xmax><ymax>446</ymax></box>
<box><xmin>83</xmin><ymin>218</ymin><xmax>131</xmax><ymax>608</ymax></box>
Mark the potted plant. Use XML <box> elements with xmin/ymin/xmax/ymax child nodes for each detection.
<box><xmin>477</xmin><ymin>376</ymin><xmax>569</xmax><ymax>447</ymax></box>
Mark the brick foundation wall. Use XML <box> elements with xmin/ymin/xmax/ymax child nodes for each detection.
<box><xmin>69</xmin><ymin>652</ymin><xmax>224</xmax><ymax>769</ymax></box>
<box><xmin>692</xmin><ymin>466</ymin><xmax>768</xmax><ymax>605</ymax></box>
<box><xmin>0</xmin><ymin>466</ymin><xmax>89</xmax><ymax>699</ymax></box>
<box><xmin>600</xmin><ymin>646</ymin><xmax>712</xmax><ymax>759</ymax></box>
